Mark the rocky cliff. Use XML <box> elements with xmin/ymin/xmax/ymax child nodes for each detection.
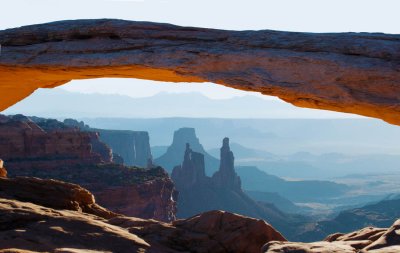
<box><xmin>0</xmin><ymin>176</ymin><xmax>286</xmax><ymax>253</ymax></box>
<box><xmin>0</xmin><ymin>115</ymin><xmax>107</xmax><ymax>170</ymax></box>
<box><xmin>1</xmin><ymin>115</ymin><xmax>177</xmax><ymax>222</ymax></box>
<box><xmin>1</xmin><ymin>19</ymin><xmax>400</xmax><ymax>125</ymax></box>
<box><xmin>155</xmin><ymin>127</ymin><xmax>219</xmax><ymax>175</ymax></box>
<box><xmin>64</xmin><ymin>118</ymin><xmax>153</xmax><ymax>167</ymax></box>
<box><xmin>171</xmin><ymin>139</ymin><xmax>302</xmax><ymax>240</ymax></box>
<box><xmin>96</xmin><ymin>129</ymin><xmax>152</xmax><ymax>167</ymax></box>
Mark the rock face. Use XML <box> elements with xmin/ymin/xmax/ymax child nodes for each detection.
<box><xmin>155</xmin><ymin>127</ymin><xmax>219</xmax><ymax>175</ymax></box>
<box><xmin>0</xmin><ymin>198</ymin><xmax>149</xmax><ymax>253</ymax></box>
<box><xmin>171</xmin><ymin>139</ymin><xmax>298</xmax><ymax>239</ymax></box>
<box><xmin>10</xmin><ymin>162</ymin><xmax>178</xmax><ymax>222</ymax></box>
<box><xmin>0</xmin><ymin>115</ymin><xmax>109</xmax><ymax>171</ymax></box>
<box><xmin>93</xmin><ymin>171</ymin><xmax>178</xmax><ymax>221</ymax></box>
<box><xmin>111</xmin><ymin>210</ymin><xmax>286</xmax><ymax>253</ymax></box>
<box><xmin>97</xmin><ymin>129</ymin><xmax>152</xmax><ymax>167</ymax></box>
<box><xmin>212</xmin><ymin>137</ymin><xmax>241</xmax><ymax>190</ymax></box>
<box><xmin>171</xmin><ymin>143</ymin><xmax>206</xmax><ymax>188</ymax></box>
<box><xmin>2</xmin><ymin>115</ymin><xmax>178</xmax><ymax>222</ymax></box>
<box><xmin>64</xmin><ymin>118</ymin><xmax>153</xmax><ymax>167</ymax></box>
<box><xmin>0</xmin><ymin>176</ymin><xmax>286</xmax><ymax>253</ymax></box>
<box><xmin>1</xmin><ymin>19</ymin><xmax>400</xmax><ymax>125</ymax></box>
<box><xmin>262</xmin><ymin>220</ymin><xmax>400</xmax><ymax>253</ymax></box>
<box><xmin>0</xmin><ymin>176</ymin><xmax>117</xmax><ymax>219</ymax></box>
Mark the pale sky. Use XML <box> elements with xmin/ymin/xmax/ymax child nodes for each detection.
<box><xmin>2</xmin><ymin>0</ymin><xmax>399</xmax><ymax>108</ymax></box>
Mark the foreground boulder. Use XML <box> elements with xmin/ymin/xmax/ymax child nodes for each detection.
<box><xmin>262</xmin><ymin>220</ymin><xmax>400</xmax><ymax>253</ymax></box>
<box><xmin>111</xmin><ymin>210</ymin><xmax>286</xmax><ymax>253</ymax></box>
<box><xmin>0</xmin><ymin>176</ymin><xmax>286</xmax><ymax>253</ymax></box>
<box><xmin>0</xmin><ymin>176</ymin><xmax>117</xmax><ymax>219</ymax></box>
<box><xmin>0</xmin><ymin>198</ymin><xmax>149</xmax><ymax>253</ymax></box>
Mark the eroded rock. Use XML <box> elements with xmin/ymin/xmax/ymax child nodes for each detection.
<box><xmin>0</xmin><ymin>198</ymin><xmax>149</xmax><ymax>253</ymax></box>
<box><xmin>1</xmin><ymin>115</ymin><xmax>178</xmax><ymax>222</ymax></box>
<box><xmin>1</xmin><ymin>20</ymin><xmax>400</xmax><ymax>124</ymax></box>
<box><xmin>0</xmin><ymin>176</ymin><xmax>117</xmax><ymax>219</ymax></box>
<box><xmin>263</xmin><ymin>219</ymin><xmax>400</xmax><ymax>253</ymax></box>
<box><xmin>111</xmin><ymin>210</ymin><xmax>286</xmax><ymax>253</ymax></box>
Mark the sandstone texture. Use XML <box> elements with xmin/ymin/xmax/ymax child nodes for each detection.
<box><xmin>0</xmin><ymin>115</ymin><xmax>107</xmax><ymax>170</ymax></box>
<box><xmin>111</xmin><ymin>210</ymin><xmax>286</xmax><ymax>253</ymax></box>
<box><xmin>0</xmin><ymin>198</ymin><xmax>149</xmax><ymax>253</ymax></box>
<box><xmin>0</xmin><ymin>176</ymin><xmax>285</xmax><ymax>253</ymax></box>
<box><xmin>2</xmin><ymin>115</ymin><xmax>178</xmax><ymax>222</ymax></box>
<box><xmin>1</xmin><ymin>19</ymin><xmax>400</xmax><ymax>124</ymax></box>
<box><xmin>262</xmin><ymin>220</ymin><xmax>400</xmax><ymax>253</ymax></box>
<box><xmin>0</xmin><ymin>176</ymin><xmax>117</xmax><ymax>219</ymax></box>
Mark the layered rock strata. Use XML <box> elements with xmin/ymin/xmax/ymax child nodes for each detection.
<box><xmin>1</xmin><ymin>115</ymin><xmax>177</xmax><ymax>222</ymax></box>
<box><xmin>0</xmin><ymin>176</ymin><xmax>286</xmax><ymax>253</ymax></box>
<box><xmin>64</xmin><ymin>118</ymin><xmax>153</xmax><ymax>167</ymax></box>
<box><xmin>1</xmin><ymin>19</ymin><xmax>400</xmax><ymax>124</ymax></box>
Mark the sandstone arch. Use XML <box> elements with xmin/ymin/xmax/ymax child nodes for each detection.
<box><xmin>1</xmin><ymin>19</ymin><xmax>400</xmax><ymax>124</ymax></box>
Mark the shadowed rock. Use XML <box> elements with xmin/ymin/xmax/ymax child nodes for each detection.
<box><xmin>1</xmin><ymin>19</ymin><xmax>400</xmax><ymax>124</ymax></box>
<box><xmin>0</xmin><ymin>176</ymin><xmax>285</xmax><ymax>253</ymax></box>
<box><xmin>262</xmin><ymin>219</ymin><xmax>400</xmax><ymax>253</ymax></box>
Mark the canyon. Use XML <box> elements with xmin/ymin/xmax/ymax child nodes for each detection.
<box><xmin>0</xmin><ymin>170</ymin><xmax>399</xmax><ymax>253</ymax></box>
<box><xmin>0</xmin><ymin>114</ymin><xmax>177</xmax><ymax>222</ymax></box>
<box><xmin>1</xmin><ymin>18</ymin><xmax>400</xmax><ymax>252</ymax></box>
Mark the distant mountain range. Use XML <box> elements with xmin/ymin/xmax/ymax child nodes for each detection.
<box><xmin>4</xmin><ymin>88</ymin><xmax>357</xmax><ymax>119</ymax></box>
<box><xmin>236</xmin><ymin>166</ymin><xmax>349</xmax><ymax>203</ymax></box>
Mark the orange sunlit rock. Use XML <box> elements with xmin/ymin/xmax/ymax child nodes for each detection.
<box><xmin>1</xmin><ymin>19</ymin><xmax>400</xmax><ymax>124</ymax></box>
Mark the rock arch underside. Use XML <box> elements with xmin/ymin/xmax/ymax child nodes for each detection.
<box><xmin>1</xmin><ymin>19</ymin><xmax>400</xmax><ymax>125</ymax></box>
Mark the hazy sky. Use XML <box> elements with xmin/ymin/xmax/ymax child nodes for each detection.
<box><xmin>2</xmin><ymin>0</ymin><xmax>399</xmax><ymax>114</ymax></box>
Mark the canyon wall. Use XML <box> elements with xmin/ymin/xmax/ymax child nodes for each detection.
<box><xmin>1</xmin><ymin>19</ymin><xmax>400</xmax><ymax>125</ymax></box>
<box><xmin>96</xmin><ymin>129</ymin><xmax>152</xmax><ymax>167</ymax></box>
<box><xmin>63</xmin><ymin>119</ymin><xmax>153</xmax><ymax>167</ymax></box>
<box><xmin>0</xmin><ymin>115</ymin><xmax>177</xmax><ymax>222</ymax></box>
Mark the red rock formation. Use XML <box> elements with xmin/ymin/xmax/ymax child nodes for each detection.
<box><xmin>94</xmin><ymin>176</ymin><xmax>177</xmax><ymax>222</ymax></box>
<box><xmin>1</xmin><ymin>115</ymin><xmax>178</xmax><ymax>222</ymax></box>
<box><xmin>0</xmin><ymin>176</ymin><xmax>286</xmax><ymax>253</ymax></box>
<box><xmin>111</xmin><ymin>210</ymin><xmax>286</xmax><ymax>253</ymax></box>
<box><xmin>262</xmin><ymin>220</ymin><xmax>400</xmax><ymax>253</ymax></box>
<box><xmin>0</xmin><ymin>176</ymin><xmax>117</xmax><ymax>219</ymax></box>
<box><xmin>1</xmin><ymin>20</ymin><xmax>400</xmax><ymax>125</ymax></box>
<box><xmin>0</xmin><ymin>198</ymin><xmax>149</xmax><ymax>253</ymax></box>
<box><xmin>0</xmin><ymin>115</ymin><xmax>107</xmax><ymax>171</ymax></box>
